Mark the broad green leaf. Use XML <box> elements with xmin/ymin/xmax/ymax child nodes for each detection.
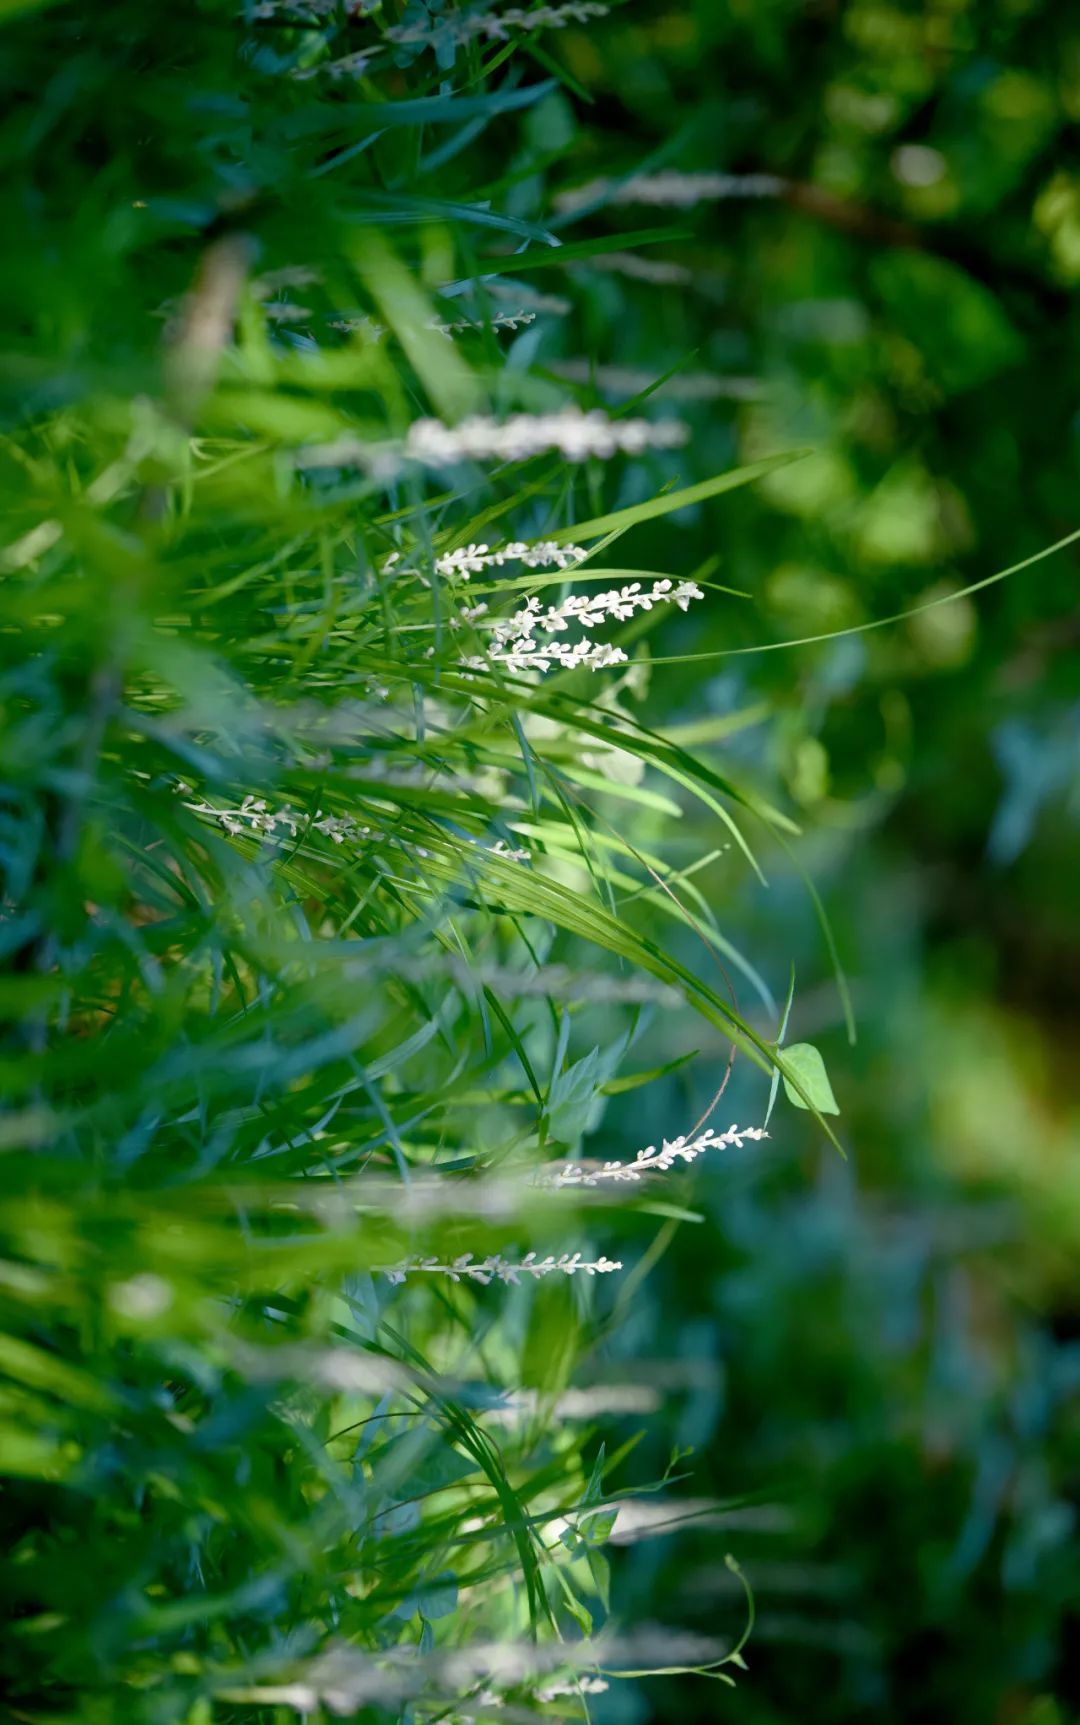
<box><xmin>779</xmin><ymin>1042</ymin><xmax>840</xmax><ymax>1115</ymax></box>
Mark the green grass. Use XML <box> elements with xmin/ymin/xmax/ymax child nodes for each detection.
<box><xmin>0</xmin><ymin>4</ymin><xmax>813</xmax><ymax>1718</ymax></box>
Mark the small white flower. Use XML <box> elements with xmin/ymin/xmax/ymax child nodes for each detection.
<box><xmin>486</xmin><ymin>838</ymin><xmax>530</xmax><ymax>861</ymax></box>
<box><xmin>673</xmin><ymin>579</ymin><xmax>705</xmax><ymax>610</ymax></box>
<box><xmin>292</xmin><ymin>49</ymin><xmax>373</xmax><ymax>81</ymax></box>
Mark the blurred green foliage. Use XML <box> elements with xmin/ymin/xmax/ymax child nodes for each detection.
<box><xmin>518</xmin><ymin>2</ymin><xmax>1080</xmax><ymax>1719</ymax></box>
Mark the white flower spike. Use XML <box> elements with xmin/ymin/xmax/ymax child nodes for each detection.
<box><xmin>430</xmin><ymin>539</ymin><xmax>588</xmax><ymax>581</ymax></box>
<box><xmin>296</xmin><ymin>408</ymin><xmax>686</xmax><ymax>478</ymax></box>
<box><xmin>549</xmin><ymin>1123</ymin><xmax>768</xmax><ymax>1187</ymax></box>
<box><xmin>557</xmin><ymin>170</ymin><xmax>786</xmax><ymax>213</ymax></box>
<box><xmin>461</xmin><ymin>576</ymin><xmax>706</xmax><ymax>676</ymax></box>
<box><xmin>385</xmin><ymin>1252</ymin><xmax>623</xmax><ymax>1286</ymax></box>
<box><xmin>386</xmin><ymin>4</ymin><xmax>611</xmax><ymax>48</ymax></box>
<box><xmin>405</xmin><ymin>409</ymin><xmax>686</xmax><ymax>468</ymax></box>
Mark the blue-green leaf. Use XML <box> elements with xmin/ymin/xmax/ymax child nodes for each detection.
<box><xmin>779</xmin><ymin>1042</ymin><xmax>840</xmax><ymax>1115</ymax></box>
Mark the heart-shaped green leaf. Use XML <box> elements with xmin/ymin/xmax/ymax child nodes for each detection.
<box><xmin>779</xmin><ymin>1042</ymin><xmax>840</xmax><ymax>1115</ymax></box>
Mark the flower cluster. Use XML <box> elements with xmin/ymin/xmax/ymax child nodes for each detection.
<box><xmin>548</xmin><ymin>1122</ymin><xmax>769</xmax><ymax>1187</ymax></box>
<box><xmin>296</xmin><ymin>407</ymin><xmax>686</xmax><ymax>477</ymax></box>
<box><xmin>557</xmin><ymin>170</ymin><xmax>786</xmax><ymax>213</ymax></box>
<box><xmin>183</xmin><ymin>793</ymin><xmax>356</xmax><ymax>844</ymax></box>
<box><xmin>463</xmin><ymin>576</ymin><xmax>704</xmax><ymax>675</ymax></box>
<box><xmin>467</xmin><ymin>637</ymin><xmax>629</xmax><ymax>675</ymax></box>
<box><xmin>455</xmin><ymin>1675</ymin><xmax>610</xmax><ymax>1719</ymax></box>
<box><xmin>252</xmin><ymin>0</ymin><xmax>374</xmax><ymax>15</ymax></box>
<box><xmin>384</xmin><ymin>1251</ymin><xmax>622</xmax><ymax>1286</ymax></box>
<box><xmin>434</xmin><ymin>309</ymin><xmax>536</xmax><ymax>336</ymax></box>
<box><xmin>429</xmin><ymin>539</ymin><xmax>588</xmax><ymax>581</ymax></box>
<box><xmin>180</xmin><ymin>790</ymin><xmax>528</xmax><ymax>863</ymax></box>
<box><xmin>501</xmin><ymin>575</ymin><xmax>705</xmax><ymax>635</ymax></box>
<box><xmin>405</xmin><ymin>408</ymin><xmax>687</xmax><ymax>467</ymax></box>
<box><xmin>386</xmin><ymin>3</ymin><xmax>610</xmax><ymax>47</ymax></box>
<box><xmin>292</xmin><ymin>49</ymin><xmax>373</xmax><ymax>80</ymax></box>
<box><xmin>327</xmin><ymin>308</ymin><xmax>535</xmax><ymax>340</ymax></box>
<box><xmin>254</xmin><ymin>1</ymin><xmax>609</xmax><ymax>97</ymax></box>
<box><xmin>381</xmin><ymin>1124</ymin><xmax>766</xmax><ymax>1295</ymax></box>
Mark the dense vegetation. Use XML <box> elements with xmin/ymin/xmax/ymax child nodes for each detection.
<box><xmin>1</xmin><ymin>3</ymin><xmax>1077</xmax><ymax>1723</ymax></box>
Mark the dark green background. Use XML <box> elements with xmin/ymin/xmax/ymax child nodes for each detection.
<box><xmin>535</xmin><ymin>4</ymin><xmax>1080</xmax><ymax>1719</ymax></box>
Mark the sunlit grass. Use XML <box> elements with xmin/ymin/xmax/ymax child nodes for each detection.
<box><xmin>0</xmin><ymin>3</ymin><xmax>802</xmax><ymax>1717</ymax></box>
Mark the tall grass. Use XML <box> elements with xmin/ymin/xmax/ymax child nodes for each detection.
<box><xmin>0</xmin><ymin>3</ymin><xmax>829</xmax><ymax>1718</ymax></box>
